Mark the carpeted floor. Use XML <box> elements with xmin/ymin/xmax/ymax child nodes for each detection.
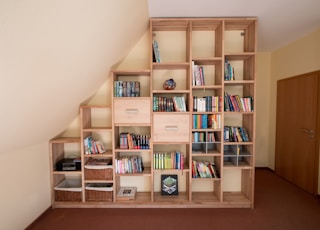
<box><xmin>26</xmin><ymin>168</ymin><xmax>320</xmax><ymax>230</ymax></box>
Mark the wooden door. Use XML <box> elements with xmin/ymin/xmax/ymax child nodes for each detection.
<box><xmin>275</xmin><ymin>71</ymin><xmax>320</xmax><ymax>195</ymax></box>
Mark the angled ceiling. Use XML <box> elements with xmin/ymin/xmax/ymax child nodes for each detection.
<box><xmin>148</xmin><ymin>0</ymin><xmax>320</xmax><ymax>51</ymax></box>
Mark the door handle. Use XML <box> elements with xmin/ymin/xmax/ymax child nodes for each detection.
<box><xmin>301</xmin><ymin>128</ymin><xmax>314</xmax><ymax>133</ymax></box>
<box><xmin>301</xmin><ymin>128</ymin><xmax>315</xmax><ymax>138</ymax></box>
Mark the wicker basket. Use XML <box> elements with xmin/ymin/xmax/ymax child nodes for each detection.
<box><xmin>84</xmin><ymin>165</ymin><xmax>113</xmax><ymax>180</ymax></box>
<box><xmin>85</xmin><ymin>183</ymin><xmax>113</xmax><ymax>202</ymax></box>
<box><xmin>54</xmin><ymin>179</ymin><xmax>82</xmax><ymax>202</ymax></box>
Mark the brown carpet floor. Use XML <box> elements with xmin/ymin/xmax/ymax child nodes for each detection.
<box><xmin>26</xmin><ymin>168</ymin><xmax>320</xmax><ymax>230</ymax></box>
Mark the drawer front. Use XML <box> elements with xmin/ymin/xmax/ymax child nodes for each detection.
<box><xmin>114</xmin><ymin>99</ymin><xmax>150</xmax><ymax>124</ymax></box>
<box><xmin>153</xmin><ymin>114</ymin><xmax>190</xmax><ymax>142</ymax></box>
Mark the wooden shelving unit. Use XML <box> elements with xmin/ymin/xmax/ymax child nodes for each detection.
<box><xmin>49</xmin><ymin>17</ymin><xmax>256</xmax><ymax>208</ymax></box>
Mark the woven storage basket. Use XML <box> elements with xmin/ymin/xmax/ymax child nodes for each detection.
<box><xmin>85</xmin><ymin>183</ymin><xmax>113</xmax><ymax>202</ymax></box>
<box><xmin>54</xmin><ymin>179</ymin><xmax>82</xmax><ymax>202</ymax></box>
<box><xmin>84</xmin><ymin>165</ymin><xmax>113</xmax><ymax>180</ymax></box>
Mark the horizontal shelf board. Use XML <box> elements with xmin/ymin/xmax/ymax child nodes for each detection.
<box><xmin>153</xmin><ymin>192</ymin><xmax>189</xmax><ymax>203</ymax></box>
<box><xmin>152</xmin><ymin>111</ymin><xmax>189</xmax><ymax>115</ymax></box>
<box><xmin>192</xmin><ymin>152</ymin><xmax>221</xmax><ymax>156</ymax></box>
<box><xmin>192</xmin><ymin>177</ymin><xmax>220</xmax><ymax>181</ymax></box>
<box><xmin>223</xmin><ymin>164</ymin><xmax>253</xmax><ymax>169</ymax></box>
<box><xmin>83</xmin><ymin>151</ymin><xmax>113</xmax><ymax>157</ymax></box>
<box><xmin>53</xmin><ymin>201</ymin><xmax>252</xmax><ymax>208</ymax></box>
<box><xmin>152</xmin><ymin>62</ymin><xmax>189</xmax><ymax>69</ymax></box>
<box><xmin>192</xmin><ymin>128</ymin><xmax>222</xmax><ymax>132</ymax></box>
<box><xmin>84</xmin><ymin>180</ymin><xmax>113</xmax><ymax>183</ymax></box>
<box><xmin>82</xmin><ymin>127</ymin><xmax>112</xmax><ymax>131</ymax></box>
<box><xmin>224</xmin><ymin>151</ymin><xmax>251</xmax><ymax>157</ymax></box>
<box><xmin>52</xmin><ymin>171</ymin><xmax>82</xmax><ymax>175</ymax></box>
<box><xmin>113</xmin><ymin>97</ymin><xmax>151</xmax><ymax>100</ymax></box>
<box><xmin>192</xmin><ymin>141</ymin><xmax>222</xmax><ymax>144</ymax></box>
<box><xmin>113</xmin><ymin>123</ymin><xmax>151</xmax><ymax>126</ymax></box>
<box><xmin>224</xmin><ymin>142</ymin><xmax>254</xmax><ymax>145</ymax></box>
<box><xmin>192</xmin><ymin>112</ymin><xmax>222</xmax><ymax>115</ymax></box>
<box><xmin>80</xmin><ymin>105</ymin><xmax>111</xmax><ymax>109</ymax></box>
<box><xmin>50</xmin><ymin>137</ymin><xmax>81</xmax><ymax>143</ymax></box>
<box><xmin>114</xmin><ymin>148</ymin><xmax>151</xmax><ymax>152</ymax></box>
<box><xmin>223</xmin><ymin>191</ymin><xmax>251</xmax><ymax>203</ymax></box>
<box><xmin>153</xmin><ymin>168</ymin><xmax>189</xmax><ymax>172</ymax></box>
<box><xmin>191</xmin><ymin>192</ymin><xmax>220</xmax><ymax>202</ymax></box>
<box><xmin>112</xmin><ymin>70</ymin><xmax>151</xmax><ymax>76</ymax></box>
<box><xmin>224</xmin><ymin>80</ymin><xmax>255</xmax><ymax>85</ymax></box>
<box><xmin>192</xmin><ymin>85</ymin><xmax>222</xmax><ymax>90</ymax></box>
<box><xmin>192</xmin><ymin>57</ymin><xmax>223</xmax><ymax>64</ymax></box>
<box><xmin>224</xmin><ymin>52</ymin><xmax>256</xmax><ymax>59</ymax></box>
<box><xmin>152</xmin><ymin>89</ymin><xmax>190</xmax><ymax>94</ymax></box>
<box><xmin>115</xmin><ymin>167</ymin><xmax>152</xmax><ymax>176</ymax></box>
<box><xmin>223</xmin><ymin>111</ymin><xmax>254</xmax><ymax>115</ymax></box>
<box><xmin>116</xmin><ymin>192</ymin><xmax>152</xmax><ymax>203</ymax></box>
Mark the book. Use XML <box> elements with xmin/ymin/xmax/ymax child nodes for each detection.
<box><xmin>152</xmin><ymin>40</ymin><xmax>161</xmax><ymax>63</ymax></box>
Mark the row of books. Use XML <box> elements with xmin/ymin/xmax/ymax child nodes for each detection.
<box><xmin>224</xmin><ymin>93</ymin><xmax>254</xmax><ymax>112</ymax></box>
<box><xmin>153</xmin><ymin>96</ymin><xmax>187</xmax><ymax>112</ymax></box>
<box><xmin>192</xmin><ymin>114</ymin><xmax>221</xmax><ymax>129</ymax></box>
<box><xmin>192</xmin><ymin>132</ymin><xmax>217</xmax><ymax>143</ymax></box>
<box><xmin>83</xmin><ymin>136</ymin><xmax>106</xmax><ymax>155</ymax></box>
<box><xmin>224</xmin><ymin>60</ymin><xmax>235</xmax><ymax>81</ymax></box>
<box><xmin>115</xmin><ymin>155</ymin><xmax>144</xmax><ymax>174</ymax></box>
<box><xmin>119</xmin><ymin>133</ymin><xmax>150</xmax><ymax>149</ymax></box>
<box><xmin>193</xmin><ymin>96</ymin><xmax>222</xmax><ymax>112</ymax></box>
<box><xmin>192</xmin><ymin>160</ymin><xmax>220</xmax><ymax>178</ymax></box>
<box><xmin>113</xmin><ymin>81</ymin><xmax>140</xmax><ymax>97</ymax></box>
<box><xmin>153</xmin><ymin>152</ymin><xmax>184</xmax><ymax>170</ymax></box>
<box><xmin>224</xmin><ymin>126</ymin><xmax>250</xmax><ymax>142</ymax></box>
<box><xmin>192</xmin><ymin>62</ymin><xmax>205</xmax><ymax>86</ymax></box>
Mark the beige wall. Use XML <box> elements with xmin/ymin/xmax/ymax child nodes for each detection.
<box><xmin>269</xmin><ymin>29</ymin><xmax>320</xmax><ymax>169</ymax></box>
<box><xmin>0</xmin><ymin>143</ymin><xmax>51</xmax><ymax>230</ymax></box>
<box><xmin>0</xmin><ymin>1</ymin><xmax>149</xmax><ymax>229</ymax></box>
<box><xmin>256</xmin><ymin>52</ymin><xmax>272</xmax><ymax>166</ymax></box>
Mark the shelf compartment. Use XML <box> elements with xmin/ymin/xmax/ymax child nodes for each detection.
<box><xmin>85</xmin><ymin>183</ymin><xmax>113</xmax><ymax>202</ymax></box>
<box><xmin>224</xmin><ymin>54</ymin><xmax>256</xmax><ymax>82</ymax></box>
<box><xmin>192</xmin><ymin>59</ymin><xmax>223</xmax><ymax>87</ymax></box>
<box><xmin>224</xmin><ymin>18</ymin><xmax>256</xmax><ymax>53</ymax></box>
<box><xmin>191</xmin><ymin>178</ymin><xmax>222</xmax><ymax>202</ymax></box>
<box><xmin>115</xmin><ymin>176</ymin><xmax>152</xmax><ymax>202</ymax></box>
<box><xmin>151</xmin><ymin>19</ymin><xmax>190</xmax><ymax>63</ymax></box>
<box><xmin>222</xmin><ymin>168</ymin><xmax>254</xmax><ymax>207</ymax></box>
<box><xmin>223</xmin><ymin>144</ymin><xmax>253</xmax><ymax>168</ymax></box>
<box><xmin>153</xmin><ymin>170</ymin><xmax>190</xmax><ymax>202</ymax></box>
<box><xmin>80</xmin><ymin>106</ymin><xmax>112</xmax><ymax>130</ymax></box>
<box><xmin>112</xmin><ymin>70</ymin><xmax>151</xmax><ymax>97</ymax></box>
<box><xmin>191</xmin><ymin>19</ymin><xmax>223</xmax><ymax>58</ymax></box>
<box><xmin>54</xmin><ymin>179</ymin><xmax>82</xmax><ymax>202</ymax></box>
<box><xmin>152</xmin><ymin>67</ymin><xmax>190</xmax><ymax>91</ymax></box>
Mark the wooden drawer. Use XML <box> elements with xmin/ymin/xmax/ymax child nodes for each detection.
<box><xmin>153</xmin><ymin>114</ymin><xmax>190</xmax><ymax>142</ymax></box>
<box><xmin>114</xmin><ymin>99</ymin><xmax>150</xmax><ymax>125</ymax></box>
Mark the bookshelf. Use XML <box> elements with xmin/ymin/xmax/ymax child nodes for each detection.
<box><xmin>49</xmin><ymin>17</ymin><xmax>256</xmax><ymax>208</ymax></box>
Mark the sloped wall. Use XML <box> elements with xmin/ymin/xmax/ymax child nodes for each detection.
<box><xmin>0</xmin><ymin>1</ymin><xmax>149</xmax><ymax>229</ymax></box>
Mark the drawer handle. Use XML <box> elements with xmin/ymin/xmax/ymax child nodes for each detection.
<box><xmin>165</xmin><ymin>125</ymin><xmax>178</xmax><ymax>130</ymax></box>
<box><xmin>125</xmin><ymin>108</ymin><xmax>139</xmax><ymax>113</ymax></box>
